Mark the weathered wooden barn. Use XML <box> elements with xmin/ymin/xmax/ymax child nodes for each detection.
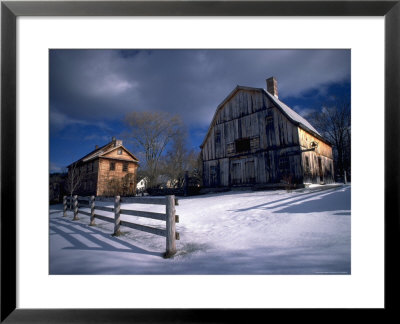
<box><xmin>67</xmin><ymin>137</ymin><xmax>139</xmax><ymax>196</ymax></box>
<box><xmin>200</xmin><ymin>77</ymin><xmax>334</xmax><ymax>188</ymax></box>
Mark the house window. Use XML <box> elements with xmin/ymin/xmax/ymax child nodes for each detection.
<box><xmin>235</xmin><ymin>138</ymin><xmax>251</xmax><ymax>153</ymax></box>
<box><xmin>123</xmin><ymin>162</ymin><xmax>128</xmax><ymax>172</ymax></box>
<box><xmin>110</xmin><ymin>162</ymin><xmax>115</xmax><ymax>171</ymax></box>
<box><xmin>117</xmin><ymin>149</ymin><xmax>122</xmax><ymax>155</ymax></box>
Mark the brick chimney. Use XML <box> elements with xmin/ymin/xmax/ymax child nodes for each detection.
<box><xmin>111</xmin><ymin>137</ymin><xmax>123</xmax><ymax>147</ymax></box>
<box><xmin>266</xmin><ymin>77</ymin><xmax>278</xmax><ymax>98</ymax></box>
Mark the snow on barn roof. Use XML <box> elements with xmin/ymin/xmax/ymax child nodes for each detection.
<box><xmin>262</xmin><ymin>89</ymin><xmax>321</xmax><ymax>136</ymax></box>
<box><xmin>200</xmin><ymin>85</ymin><xmax>327</xmax><ymax>148</ymax></box>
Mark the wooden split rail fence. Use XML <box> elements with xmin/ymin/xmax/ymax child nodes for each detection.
<box><xmin>63</xmin><ymin>195</ymin><xmax>179</xmax><ymax>258</ymax></box>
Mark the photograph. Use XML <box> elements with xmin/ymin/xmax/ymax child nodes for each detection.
<box><xmin>49</xmin><ymin>49</ymin><xmax>351</xmax><ymax>275</ymax></box>
<box><xmin>2</xmin><ymin>0</ymin><xmax>398</xmax><ymax>321</ymax></box>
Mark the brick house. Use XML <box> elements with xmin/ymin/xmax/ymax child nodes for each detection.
<box><xmin>67</xmin><ymin>137</ymin><xmax>139</xmax><ymax>196</ymax></box>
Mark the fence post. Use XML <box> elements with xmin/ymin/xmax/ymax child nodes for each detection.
<box><xmin>72</xmin><ymin>195</ymin><xmax>79</xmax><ymax>220</ymax></box>
<box><xmin>113</xmin><ymin>195</ymin><xmax>121</xmax><ymax>236</ymax></box>
<box><xmin>89</xmin><ymin>195</ymin><xmax>96</xmax><ymax>226</ymax></box>
<box><xmin>63</xmin><ymin>196</ymin><xmax>67</xmax><ymax>217</ymax></box>
<box><xmin>164</xmin><ymin>195</ymin><xmax>176</xmax><ymax>258</ymax></box>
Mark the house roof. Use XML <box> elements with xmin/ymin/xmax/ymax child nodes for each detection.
<box><xmin>67</xmin><ymin>140</ymin><xmax>139</xmax><ymax>168</ymax></box>
<box><xmin>200</xmin><ymin>85</ymin><xmax>329</xmax><ymax>148</ymax></box>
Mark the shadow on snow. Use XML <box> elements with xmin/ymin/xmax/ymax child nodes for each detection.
<box><xmin>50</xmin><ymin>218</ymin><xmax>161</xmax><ymax>257</ymax></box>
<box><xmin>274</xmin><ymin>186</ymin><xmax>351</xmax><ymax>214</ymax></box>
<box><xmin>229</xmin><ymin>186</ymin><xmax>350</xmax><ymax>215</ymax></box>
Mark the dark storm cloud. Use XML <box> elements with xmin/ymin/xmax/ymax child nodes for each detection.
<box><xmin>50</xmin><ymin>49</ymin><xmax>350</xmax><ymax>131</ymax></box>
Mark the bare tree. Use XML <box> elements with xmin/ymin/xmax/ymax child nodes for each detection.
<box><xmin>121</xmin><ymin>173</ymin><xmax>136</xmax><ymax>196</ymax></box>
<box><xmin>49</xmin><ymin>172</ymin><xmax>67</xmax><ymax>203</ymax></box>
<box><xmin>306</xmin><ymin>99</ymin><xmax>351</xmax><ymax>181</ymax></box>
<box><xmin>163</xmin><ymin>128</ymin><xmax>189</xmax><ymax>188</ymax></box>
<box><xmin>103</xmin><ymin>177</ymin><xmax>122</xmax><ymax>197</ymax></box>
<box><xmin>163</xmin><ymin>130</ymin><xmax>201</xmax><ymax>188</ymax></box>
<box><xmin>124</xmin><ymin>111</ymin><xmax>183</xmax><ymax>188</ymax></box>
<box><xmin>64</xmin><ymin>164</ymin><xmax>83</xmax><ymax>208</ymax></box>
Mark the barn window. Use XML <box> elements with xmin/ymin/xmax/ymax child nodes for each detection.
<box><xmin>215</xmin><ymin>131</ymin><xmax>221</xmax><ymax>144</ymax></box>
<box><xmin>110</xmin><ymin>162</ymin><xmax>115</xmax><ymax>171</ymax></box>
<box><xmin>235</xmin><ymin>138</ymin><xmax>251</xmax><ymax>153</ymax></box>
<box><xmin>266</xmin><ymin>115</ymin><xmax>274</xmax><ymax>126</ymax></box>
<box><xmin>266</xmin><ymin>109</ymin><xmax>274</xmax><ymax>127</ymax></box>
<box><xmin>123</xmin><ymin>162</ymin><xmax>128</xmax><ymax>172</ymax></box>
<box><xmin>117</xmin><ymin>149</ymin><xmax>122</xmax><ymax>155</ymax></box>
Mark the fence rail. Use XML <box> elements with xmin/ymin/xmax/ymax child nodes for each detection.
<box><xmin>63</xmin><ymin>194</ymin><xmax>179</xmax><ymax>258</ymax></box>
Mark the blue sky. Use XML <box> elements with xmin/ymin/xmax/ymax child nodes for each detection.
<box><xmin>50</xmin><ymin>49</ymin><xmax>350</xmax><ymax>173</ymax></box>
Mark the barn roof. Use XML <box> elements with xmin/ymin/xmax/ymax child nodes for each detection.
<box><xmin>200</xmin><ymin>85</ymin><xmax>328</xmax><ymax>148</ymax></box>
<box><xmin>67</xmin><ymin>139</ymin><xmax>139</xmax><ymax>168</ymax></box>
<box><xmin>263</xmin><ymin>89</ymin><xmax>321</xmax><ymax>136</ymax></box>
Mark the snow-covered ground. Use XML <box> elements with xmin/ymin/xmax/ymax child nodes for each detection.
<box><xmin>50</xmin><ymin>184</ymin><xmax>351</xmax><ymax>274</ymax></box>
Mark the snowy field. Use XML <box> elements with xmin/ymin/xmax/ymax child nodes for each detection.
<box><xmin>49</xmin><ymin>184</ymin><xmax>351</xmax><ymax>275</ymax></box>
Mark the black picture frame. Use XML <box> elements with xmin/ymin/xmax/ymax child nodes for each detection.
<box><xmin>1</xmin><ymin>1</ymin><xmax>399</xmax><ymax>322</ymax></box>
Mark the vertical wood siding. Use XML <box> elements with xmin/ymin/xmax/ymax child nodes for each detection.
<box><xmin>201</xmin><ymin>89</ymin><xmax>314</xmax><ymax>187</ymax></box>
<box><xmin>298</xmin><ymin>128</ymin><xmax>335</xmax><ymax>184</ymax></box>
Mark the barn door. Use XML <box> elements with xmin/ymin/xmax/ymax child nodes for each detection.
<box><xmin>231</xmin><ymin>161</ymin><xmax>242</xmax><ymax>185</ymax></box>
<box><xmin>318</xmin><ymin>157</ymin><xmax>323</xmax><ymax>183</ymax></box>
<box><xmin>244</xmin><ymin>160</ymin><xmax>255</xmax><ymax>184</ymax></box>
<box><xmin>210</xmin><ymin>165</ymin><xmax>219</xmax><ymax>186</ymax></box>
